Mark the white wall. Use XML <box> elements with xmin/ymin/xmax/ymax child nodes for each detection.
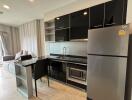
<box><xmin>126</xmin><ymin>0</ymin><xmax>132</xmax><ymax>24</ymax></box>
<box><xmin>46</xmin><ymin>42</ymin><xmax>87</xmax><ymax>57</ymax></box>
<box><xmin>44</xmin><ymin>0</ymin><xmax>111</xmax><ymax>21</ymax></box>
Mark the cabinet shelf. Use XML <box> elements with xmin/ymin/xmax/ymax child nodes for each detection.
<box><xmin>45</xmin><ymin>20</ymin><xmax>55</xmax><ymax>42</ymax></box>
<box><xmin>17</xmin><ymin>85</ymin><xmax>28</xmax><ymax>97</ymax></box>
<box><xmin>45</xmin><ymin>26</ymin><xmax>55</xmax><ymax>30</ymax></box>
<box><xmin>45</xmin><ymin>33</ymin><xmax>55</xmax><ymax>36</ymax></box>
<box><xmin>16</xmin><ymin>74</ymin><xmax>26</xmax><ymax>81</ymax></box>
<box><xmin>45</xmin><ymin>34</ymin><xmax>55</xmax><ymax>41</ymax></box>
<box><xmin>15</xmin><ymin>63</ymin><xmax>33</xmax><ymax>98</ymax></box>
<box><xmin>55</xmin><ymin>27</ymin><xmax>70</xmax><ymax>31</ymax></box>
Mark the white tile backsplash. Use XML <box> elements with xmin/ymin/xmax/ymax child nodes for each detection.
<box><xmin>45</xmin><ymin>42</ymin><xmax>87</xmax><ymax>56</ymax></box>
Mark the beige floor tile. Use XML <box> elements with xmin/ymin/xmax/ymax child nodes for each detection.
<box><xmin>0</xmin><ymin>66</ymin><xmax>86</xmax><ymax>100</ymax></box>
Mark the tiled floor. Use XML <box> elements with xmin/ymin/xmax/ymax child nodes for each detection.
<box><xmin>0</xmin><ymin>66</ymin><xmax>86</xmax><ymax>100</ymax></box>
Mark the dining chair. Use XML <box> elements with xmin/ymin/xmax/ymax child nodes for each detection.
<box><xmin>32</xmin><ymin>59</ymin><xmax>49</xmax><ymax>97</ymax></box>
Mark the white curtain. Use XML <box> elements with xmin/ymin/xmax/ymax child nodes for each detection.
<box><xmin>0</xmin><ymin>24</ymin><xmax>20</xmax><ymax>56</ymax></box>
<box><xmin>0</xmin><ymin>32</ymin><xmax>9</xmax><ymax>56</ymax></box>
<box><xmin>10</xmin><ymin>27</ymin><xmax>20</xmax><ymax>55</ymax></box>
<box><xmin>19</xmin><ymin>20</ymin><xmax>43</xmax><ymax>57</ymax></box>
<box><xmin>0</xmin><ymin>36</ymin><xmax>3</xmax><ymax>56</ymax></box>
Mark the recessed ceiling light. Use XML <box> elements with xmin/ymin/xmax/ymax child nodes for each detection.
<box><xmin>83</xmin><ymin>11</ymin><xmax>87</xmax><ymax>15</ymax></box>
<box><xmin>3</xmin><ymin>5</ymin><xmax>10</xmax><ymax>10</ymax></box>
<box><xmin>56</xmin><ymin>17</ymin><xmax>60</xmax><ymax>20</ymax></box>
<box><xmin>29</xmin><ymin>0</ymin><xmax>35</xmax><ymax>2</ymax></box>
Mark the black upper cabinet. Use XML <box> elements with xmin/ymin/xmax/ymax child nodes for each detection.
<box><xmin>90</xmin><ymin>4</ymin><xmax>105</xmax><ymax>29</ymax></box>
<box><xmin>55</xmin><ymin>14</ymin><xmax>70</xmax><ymax>41</ymax></box>
<box><xmin>104</xmin><ymin>0</ymin><xmax>127</xmax><ymax>26</ymax></box>
<box><xmin>55</xmin><ymin>29</ymin><xmax>69</xmax><ymax>41</ymax></box>
<box><xmin>55</xmin><ymin>14</ymin><xmax>70</xmax><ymax>30</ymax></box>
<box><xmin>104</xmin><ymin>1</ymin><xmax>115</xmax><ymax>26</ymax></box>
<box><xmin>70</xmin><ymin>27</ymin><xmax>88</xmax><ymax>39</ymax></box>
<box><xmin>70</xmin><ymin>9</ymin><xmax>89</xmax><ymax>28</ymax></box>
<box><xmin>70</xmin><ymin>9</ymin><xmax>89</xmax><ymax>39</ymax></box>
<box><xmin>54</xmin><ymin>0</ymin><xmax>128</xmax><ymax>41</ymax></box>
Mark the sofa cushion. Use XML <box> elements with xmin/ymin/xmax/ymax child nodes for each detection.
<box><xmin>20</xmin><ymin>55</ymin><xmax>32</xmax><ymax>61</ymax></box>
<box><xmin>3</xmin><ymin>60</ymin><xmax>15</xmax><ymax>75</ymax></box>
<box><xmin>3</xmin><ymin>56</ymin><xmax>15</xmax><ymax>61</ymax></box>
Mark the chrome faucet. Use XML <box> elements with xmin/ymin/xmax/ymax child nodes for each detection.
<box><xmin>63</xmin><ymin>47</ymin><xmax>66</xmax><ymax>57</ymax></box>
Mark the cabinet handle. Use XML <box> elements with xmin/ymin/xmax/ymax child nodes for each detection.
<box><xmin>93</xmin><ymin>25</ymin><xmax>102</xmax><ymax>28</ymax></box>
<box><xmin>56</xmin><ymin>27</ymin><xmax>70</xmax><ymax>30</ymax></box>
<box><xmin>55</xmin><ymin>26</ymin><xmax>63</xmax><ymax>29</ymax></box>
<box><xmin>105</xmin><ymin>23</ymin><xmax>116</xmax><ymax>26</ymax></box>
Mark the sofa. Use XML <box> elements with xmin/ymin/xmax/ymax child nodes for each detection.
<box><xmin>2</xmin><ymin>52</ymin><xmax>33</xmax><ymax>75</ymax></box>
<box><xmin>2</xmin><ymin>55</ymin><xmax>16</xmax><ymax>75</ymax></box>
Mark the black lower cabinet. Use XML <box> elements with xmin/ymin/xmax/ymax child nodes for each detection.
<box><xmin>49</xmin><ymin>60</ymin><xmax>87</xmax><ymax>90</ymax></box>
<box><xmin>87</xmin><ymin>97</ymin><xmax>93</xmax><ymax>100</ymax></box>
<box><xmin>49</xmin><ymin>61</ymin><xmax>66</xmax><ymax>82</ymax></box>
<box><xmin>67</xmin><ymin>80</ymin><xmax>87</xmax><ymax>90</ymax></box>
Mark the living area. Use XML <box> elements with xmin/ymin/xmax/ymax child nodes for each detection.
<box><xmin>0</xmin><ymin>24</ymin><xmax>86</xmax><ymax>100</ymax></box>
<box><xmin>1</xmin><ymin>0</ymin><xmax>132</xmax><ymax>100</ymax></box>
<box><xmin>0</xmin><ymin>0</ymin><xmax>90</xmax><ymax>100</ymax></box>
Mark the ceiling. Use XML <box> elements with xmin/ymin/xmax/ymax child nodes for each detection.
<box><xmin>0</xmin><ymin>0</ymin><xmax>77</xmax><ymax>26</ymax></box>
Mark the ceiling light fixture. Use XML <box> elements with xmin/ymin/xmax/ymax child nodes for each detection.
<box><xmin>56</xmin><ymin>17</ymin><xmax>60</xmax><ymax>20</ymax></box>
<box><xmin>83</xmin><ymin>11</ymin><xmax>87</xmax><ymax>15</ymax></box>
<box><xmin>29</xmin><ymin>0</ymin><xmax>35</xmax><ymax>2</ymax></box>
<box><xmin>3</xmin><ymin>5</ymin><xmax>10</xmax><ymax>10</ymax></box>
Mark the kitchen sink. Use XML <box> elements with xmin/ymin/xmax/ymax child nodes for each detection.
<box><xmin>56</xmin><ymin>56</ymin><xmax>65</xmax><ymax>59</ymax></box>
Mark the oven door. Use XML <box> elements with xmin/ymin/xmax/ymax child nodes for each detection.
<box><xmin>67</xmin><ymin>67</ymin><xmax>87</xmax><ymax>85</ymax></box>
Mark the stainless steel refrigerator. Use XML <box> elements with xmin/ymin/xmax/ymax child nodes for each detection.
<box><xmin>87</xmin><ymin>24</ymin><xmax>132</xmax><ymax>100</ymax></box>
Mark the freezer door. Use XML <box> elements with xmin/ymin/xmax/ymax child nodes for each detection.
<box><xmin>87</xmin><ymin>55</ymin><xmax>127</xmax><ymax>100</ymax></box>
<box><xmin>88</xmin><ymin>25</ymin><xmax>129</xmax><ymax>56</ymax></box>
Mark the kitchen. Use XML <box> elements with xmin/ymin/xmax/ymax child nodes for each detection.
<box><xmin>0</xmin><ymin>0</ymin><xmax>132</xmax><ymax>100</ymax></box>
<box><xmin>43</xmin><ymin>0</ymin><xmax>132</xmax><ymax>100</ymax></box>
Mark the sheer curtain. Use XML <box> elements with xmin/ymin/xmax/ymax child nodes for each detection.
<box><xmin>0</xmin><ymin>36</ymin><xmax>3</xmax><ymax>63</ymax></box>
<box><xmin>19</xmin><ymin>20</ymin><xmax>43</xmax><ymax>57</ymax></box>
<box><xmin>0</xmin><ymin>32</ymin><xmax>9</xmax><ymax>56</ymax></box>
<box><xmin>0</xmin><ymin>36</ymin><xmax>3</xmax><ymax>56</ymax></box>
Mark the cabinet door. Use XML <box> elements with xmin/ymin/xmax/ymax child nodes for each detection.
<box><xmin>49</xmin><ymin>61</ymin><xmax>66</xmax><ymax>82</ymax></box>
<box><xmin>55</xmin><ymin>28</ymin><xmax>69</xmax><ymax>41</ymax></box>
<box><xmin>70</xmin><ymin>27</ymin><xmax>88</xmax><ymax>40</ymax></box>
<box><xmin>70</xmin><ymin>9</ymin><xmax>89</xmax><ymax>39</ymax></box>
<box><xmin>104</xmin><ymin>0</ymin><xmax>126</xmax><ymax>26</ymax></box>
<box><xmin>70</xmin><ymin>9</ymin><xmax>89</xmax><ymax>28</ymax></box>
<box><xmin>90</xmin><ymin>4</ymin><xmax>105</xmax><ymax>29</ymax></box>
<box><xmin>55</xmin><ymin>14</ymin><xmax>70</xmax><ymax>29</ymax></box>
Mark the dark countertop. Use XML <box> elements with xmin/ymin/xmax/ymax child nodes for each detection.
<box><xmin>15</xmin><ymin>56</ymin><xmax>47</xmax><ymax>67</ymax></box>
<box><xmin>48</xmin><ymin>54</ymin><xmax>87</xmax><ymax>66</ymax></box>
<box><xmin>15</xmin><ymin>54</ymin><xmax>87</xmax><ymax>67</ymax></box>
<box><xmin>15</xmin><ymin>58</ymin><xmax>38</xmax><ymax>67</ymax></box>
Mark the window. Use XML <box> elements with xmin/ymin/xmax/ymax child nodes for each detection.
<box><xmin>0</xmin><ymin>36</ymin><xmax>2</xmax><ymax>63</ymax></box>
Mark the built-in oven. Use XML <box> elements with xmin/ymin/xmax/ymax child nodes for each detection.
<box><xmin>66</xmin><ymin>63</ymin><xmax>87</xmax><ymax>85</ymax></box>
